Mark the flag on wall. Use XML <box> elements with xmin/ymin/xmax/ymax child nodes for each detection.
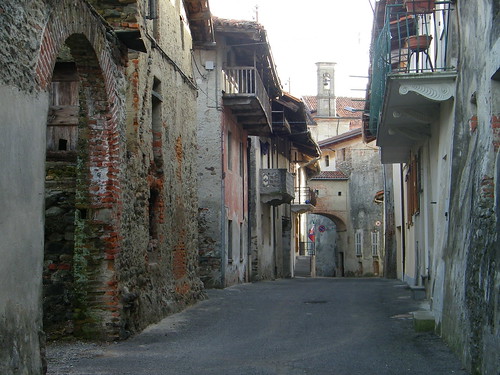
<box><xmin>308</xmin><ymin>224</ymin><xmax>315</xmax><ymax>242</ymax></box>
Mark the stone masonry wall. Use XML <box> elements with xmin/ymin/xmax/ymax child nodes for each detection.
<box><xmin>443</xmin><ymin>1</ymin><xmax>500</xmax><ymax>374</ymax></box>
<box><xmin>0</xmin><ymin>1</ymin><xmax>204</xmax><ymax>374</ymax></box>
<box><xmin>113</xmin><ymin>0</ymin><xmax>204</xmax><ymax>336</ymax></box>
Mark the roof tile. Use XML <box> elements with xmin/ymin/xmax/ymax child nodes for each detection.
<box><xmin>312</xmin><ymin>170</ymin><xmax>348</xmax><ymax>180</ymax></box>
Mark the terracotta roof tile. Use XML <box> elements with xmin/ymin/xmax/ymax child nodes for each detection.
<box><xmin>336</xmin><ymin>97</ymin><xmax>365</xmax><ymax>118</ymax></box>
<box><xmin>301</xmin><ymin>95</ymin><xmax>364</xmax><ymax>119</ymax></box>
<box><xmin>312</xmin><ymin>170</ymin><xmax>348</xmax><ymax>180</ymax></box>
<box><xmin>302</xmin><ymin>95</ymin><xmax>317</xmax><ymax>113</ymax></box>
<box><xmin>318</xmin><ymin>128</ymin><xmax>362</xmax><ymax>147</ymax></box>
<box><xmin>213</xmin><ymin>17</ymin><xmax>263</xmax><ymax>31</ymax></box>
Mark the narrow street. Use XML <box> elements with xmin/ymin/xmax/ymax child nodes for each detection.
<box><xmin>47</xmin><ymin>278</ymin><xmax>468</xmax><ymax>375</ymax></box>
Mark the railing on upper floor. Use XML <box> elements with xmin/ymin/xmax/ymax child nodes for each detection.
<box><xmin>222</xmin><ymin>66</ymin><xmax>272</xmax><ymax>124</ymax></box>
<box><xmin>368</xmin><ymin>1</ymin><xmax>454</xmax><ymax>137</ymax></box>
<box><xmin>292</xmin><ymin>187</ymin><xmax>317</xmax><ymax>207</ymax></box>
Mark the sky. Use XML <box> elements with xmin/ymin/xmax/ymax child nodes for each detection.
<box><xmin>209</xmin><ymin>0</ymin><xmax>375</xmax><ymax>98</ymax></box>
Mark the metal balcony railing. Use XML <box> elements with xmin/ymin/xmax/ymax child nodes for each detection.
<box><xmin>222</xmin><ymin>66</ymin><xmax>271</xmax><ymax>124</ymax></box>
<box><xmin>299</xmin><ymin>241</ymin><xmax>315</xmax><ymax>256</ymax></box>
<box><xmin>368</xmin><ymin>1</ymin><xmax>454</xmax><ymax>137</ymax></box>
<box><xmin>292</xmin><ymin>187</ymin><xmax>317</xmax><ymax>206</ymax></box>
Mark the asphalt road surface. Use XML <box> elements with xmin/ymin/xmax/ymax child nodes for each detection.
<box><xmin>47</xmin><ymin>278</ymin><xmax>469</xmax><ymax>375</ymax></box>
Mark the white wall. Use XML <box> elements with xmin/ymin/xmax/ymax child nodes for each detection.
<box><xmin>0</xmin><ymin>85</ymin><xmax>49</xmax><ymax>374</ymax></box>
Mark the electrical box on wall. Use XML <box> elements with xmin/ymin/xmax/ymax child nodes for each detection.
<box><xmin>205</xmin><ymin>61</ymin><xmax>214</xmax><ymax>70</ymax></box>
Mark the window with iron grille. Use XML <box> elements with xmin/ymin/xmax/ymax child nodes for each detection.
<box><xmin>227</xmin><ymin>219</ymin><xmax>233</xmax><ymax>262</ymax></box>
<box><xmin>355</xmin><ymin>230</ymin><xmax>363</xmax><ymax>256</ymax></box>
<box><xmin>371</xmin><ymin>231</ymin><xmax>379</xmax><ymax>256</ymax></box>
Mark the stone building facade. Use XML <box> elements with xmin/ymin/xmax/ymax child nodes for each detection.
<box><xmin>365</xmin><ymin>0</ymin><xmax>499</xmax><ymax>373</ymax></box>
<box><xmin>303</xmin><ymin>63</ymin><xmax>384</xmax><ymax>278</ymax></box>
<box><xmin>310</xmin><ymin>130</ymin><xmax>384</xmax><ymax>277</ymax></box>
<box><xmin>0</xmin><ymin>1</ymin><xmax>210</xmax><ymax>373</ymax></box>
<box><xmin>194</xmin><ymin>18</ymin><xmax>319</xmax><ymax>287</ymax></box>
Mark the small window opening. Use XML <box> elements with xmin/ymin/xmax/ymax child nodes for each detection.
<box><xmin>78</xmin><ymin>208</ymin><xmax>88</xmax><ymax>220</ymax></box>
<box><xmin>228</xmin><ymin>219</ymin><xmax>233</xmax><ymax>262</ymax></box>
<box><xmin>227</xmin><ymin>131</ymin><xmax>232</xmax><ymax>170</ymax></box>
<box><xmin>239</xmin><ymin>222</ymin><xmax>244</xmax><ymax>262</ymax></box>
<box><xmin>58</xmin><ymin>139</ymin><xmax>68</xmax><ymax>151</ymax></box>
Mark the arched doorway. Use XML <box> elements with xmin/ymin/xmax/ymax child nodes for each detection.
<box><xmin>295</xmin><ymin>211</ymin><xmax>347</xmax><ymax>277</ymax></box>
<box><xmin>307</xmin><ymin>214</ymin><xmax>337</xmax><ymax>277</ymax></box>
<box><xmin>40</xmin><ymin>30</ymin><xmax>124</xmax><ymax>341</ymax></box>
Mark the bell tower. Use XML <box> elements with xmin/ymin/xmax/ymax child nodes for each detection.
<box><xmin>316</xmin><ymin>62</ymin><xmax>336</xmax><ymax>117</ymax></box>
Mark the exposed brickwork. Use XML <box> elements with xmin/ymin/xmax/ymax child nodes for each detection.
<box><xmin>29</xmin><ymin>0</ymin><xmax>127</xmax><ymax>342</ymax></box>
<box><xmin>2</xmin><ymin>1</ymin><xmax>205</xmax><ymax>373</ymax></box>
<box><xmin>479</xmin><ymin>175</ymin><xmax>494</xmax><ymax>208</ymax></box>
<box><xmin>492</xmin><ymin>115</ymin><xmax>500</xmax><ymax>152</ymax></box>
<box><xmin>469</xmin><ymin>115</ymin><xmax>478</xmax><ymax>133</ymax></box>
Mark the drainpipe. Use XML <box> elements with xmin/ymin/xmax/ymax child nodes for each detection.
<box><xmin>247</xmin><ymin>138</ymin><xmax>252</xmax><ymax>281</ymax></box>
<box><xmin>220</xmin><ymin>121</ymin><xmax>226</xmax><ymax>287</ymax></box>
<box><xmin>400</xmin><ymin>164</ymin><xmax>406</xmax><ymax>282</ymax></box>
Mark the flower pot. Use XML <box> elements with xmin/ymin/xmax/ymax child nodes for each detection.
<box><xmin>405</xmin><ymin>34</ymin><xmax>433</xmax><ymax>51</ymax></box>
<box><xmin>404</xmin><ymin>0</ymin><xmax>435</xmax><ymax>13</ymax></box>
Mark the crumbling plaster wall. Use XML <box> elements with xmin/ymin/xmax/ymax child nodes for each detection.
<box><xmin>442</xmin><ymin>1</ymin><xmax>500</xmax><ymax>374</ymax></box>
<box><xmin>193</xmin><ymin>48</ymin><xmax>224</xmax><ymax>288</ymax></box>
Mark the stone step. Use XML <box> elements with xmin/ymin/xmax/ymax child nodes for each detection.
<box><xmin>412</xmin><ymin>310</ymin><xmax>435</xmax><ymax>332</ymax></box>
<box><xmin>295</xmin><ymin>256</ymin><xmax>311</xmax><ymax>277</ymax></box>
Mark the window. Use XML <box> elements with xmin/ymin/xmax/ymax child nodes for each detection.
<box><xmin>152</xmin><ymin>77</ymin><xmax>162</xmax><ymax>165</ymax></box>
<box><xmin>406</xmin><ymin>151</ymin><xmax>421</xmax><ymax>224</ymax></box>
<box><xmin>179</xmin><ymin>16</ymin><xmax>185</xmax><ymax>50</ymax></box>
<box><xmin>239</xmin><ymin>223</ymin><xmax>244</xmax><ymax>262</ymax></box>
<box><xmin>371</xmin><ymin>231</ymin><xmax>379</xmax><ymax>256</ymax></box>
<box><xmin>325</xmin><ymin>155</ymin><xmax>330</xmax><ymax>167</ymax></box>
<box><xmin>227</xmin><ymin>131</ymin><xmax>232</xmax><ymax>170</ymax></box>
<box><xmin>355</xmin><ymin>230</ymin><xmax>363</xmax><ymax>256</ymax></box>
<box><xmin>227</xmin><ymin>220</ymin><xmax>233</xmax><ymax>262</ymax></box>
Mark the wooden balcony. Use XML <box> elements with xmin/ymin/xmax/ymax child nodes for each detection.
<box><xmin>222</xmin><ymin>67</ymin><xmax>272</xmax><ymax>136</ymax></box>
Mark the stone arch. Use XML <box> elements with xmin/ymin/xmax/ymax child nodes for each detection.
<box><xmin>36</xmin><ymin>0</ymin><xmax>127</xmax><ymax>341</ymax></box>
<box><xmin>309</xmin><ymin>211</ymin><xmax>348</xmax><ymax>277</ymax></box>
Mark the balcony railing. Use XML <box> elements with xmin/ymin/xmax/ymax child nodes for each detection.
<box><xmin>299</xmin><ymin>242</ymin><xmax>315</xmax><ymax>256</ymax></box>
<box><xmin>260</xmin><ymin>169</ymin><xmax>294</xmax><ymax>206</ymax></box>
<box><xmin>368</xmin><ymin>2</ymin><xmax>454</xmax><ymax>137</ymax></box>
<box><xmin>292</xmin><ymin>187</ymin><xmax>317</xmax><ymax>206</ymax></box>
<box><xmin>222</xmin><ymin>66</ymin><xmax>272</xmax><ymax>125</ymax></box>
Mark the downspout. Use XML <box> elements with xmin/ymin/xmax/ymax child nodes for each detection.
<box><xmin>220</xmin><ymin>114</ymin><xmax>226</xmax><ymax>287</ymax></box>
<box><xmin>247</xmin><ymin>138</ymin><xmax>252</xmax><ymax>281</ymax></box>
<box><xmin>400</xmin><ymin>164</ymin><xmax>406</xmax><ymax>281</ymax></box>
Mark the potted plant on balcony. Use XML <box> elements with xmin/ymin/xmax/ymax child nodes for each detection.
<box><xmin>405</xmin><ymin>34</ymin><xmax>433</xmax><ymax>51</ymax></box>
<box><xmin>404</xmin><ymin>0</ymin><xmax>435</xmax><ymax>13</ymax></box>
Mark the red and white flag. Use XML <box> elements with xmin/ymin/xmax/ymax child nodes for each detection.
<box><xmin>308</xmin><ymin>224</ymin><xmax>315</xmax><ymax>242</ymax></box>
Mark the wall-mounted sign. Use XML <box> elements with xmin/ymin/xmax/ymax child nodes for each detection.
<box><xmin>318</xmin><ymin>225</ymin><xmax>326</xmax><ymax>233</ymax></box>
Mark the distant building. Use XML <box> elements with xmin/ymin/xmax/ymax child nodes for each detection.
<box><xmin>193</xmin><ymin>18</ymin><xmax>320</xmax><ymax>287</ymax></box>
<box><xmin>302</xmin><ymin>63</ymin><xmax>384</xmax><ymax>277</ymax></box>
